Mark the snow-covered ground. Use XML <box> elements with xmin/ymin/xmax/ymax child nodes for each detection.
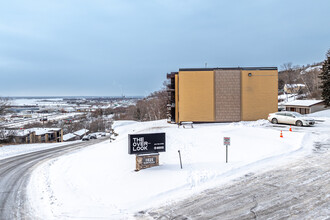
<box><xmin>26</xmin><ymin>110</ymin><xmax>330</xmax><ymax>219</ymax></box>
<box><xmin>1</xmin><ymin>112</ymin><xmax>85</xmax><ymax>129</ymax></box>
<box><xmin>309</xmin><ymin>109</ymin><xmax>330</xmax><ymax>117</ymax></box>
<box><xmin>300</xmin><ymin>65</ymin><xmax>322</xmax><ymax>74</ymax></box>
<box><xmin>11</xmin><ymin>98</ymin><xmax>65</xmax><ymax>106</ymax></box>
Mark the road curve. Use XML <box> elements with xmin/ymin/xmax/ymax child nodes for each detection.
<box><xmin>0</xmin><ymin>137</ymin><xmax>108</xmax><ymax>220</ymax></box>
<box><xmin>138</xmin><ymin>140</ymin><xmax>330</xmax><ymax>220</ymax></box>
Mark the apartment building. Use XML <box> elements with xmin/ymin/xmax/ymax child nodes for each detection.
<box><xmin>167</xmin><ymin>67</ymin><xmax>278</xmax><ymax>123</ymax></box>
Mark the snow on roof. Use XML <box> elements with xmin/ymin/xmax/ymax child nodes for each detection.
<box><xmin>284</xmin><ymin>84</ymin><xmax>305</xmax><ymax>88</ymax></box>
<box><xmin>284</xmin><ymin>100</ymin><xmax>324</xmax><ymax>107</ymax></box>
<box><xmin>73</xmin><ymin>129</ymin><xmax>89</xmax><ymax>136</ymax></box>
<box><xmin>26</xmin><ymin>128</ymin><xmax>61</xmax><ymax>135</ymax></box>
<box><xmin>2</xmin><ymin>129</ymin><xmax>30</xmax><ymax>137</ymax></box>
<box><xmin>1</xmin><ymin>128</ymin><xmax>62</xmax><ymax>137</ymax></box>
<box><xmin>63</xmin><ymin>133</ymin><xmax>78</xmax><ymax>141</ymax></box>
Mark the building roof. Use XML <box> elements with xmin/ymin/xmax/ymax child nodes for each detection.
<box><xmin>63</xmin><ymin>133</ymin><xmax>78</xmax><ymax>141</ymax></box>
<box><xmin>284</xmin><ymin>100</ymin><xmax>324</xmax><ymax>107</ymax></box>
<box><xmin>73</xmin><ymin>129</ymin><xmax>89</xmax><ymax>136</ymax></box>
<box><xmin>179</xmin><ymin>67</ymin><xmax>278</xmax><ymax>71</ymax></box>
<box><xmin>26</xmin><ymin>128</ymin><xmax>61</xmax><ymax>136</ymax></box>
<box><xmin>2</xmin><ymin>129</ymin><xmax>31</xmax><ymax>137</ymax></box>
<box><xmin>2</xmin><ymin>127</ymin><xmax>62</xmax><ymax>138</ymax></box>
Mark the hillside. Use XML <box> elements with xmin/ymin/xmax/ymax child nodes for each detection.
<box><xmin>278</xmin><ymin>62</ymin><xmax>323</xmax><ymax>100</ymax></box>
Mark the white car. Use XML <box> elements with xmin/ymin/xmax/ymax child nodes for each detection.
<box><xmin>268</xmin><ymin>111</ymin><xmax>315</xmax><ymax>126</ymax></box>
<box><xmin>82</xmin><ymin>135</ymin><xmax>90</xmax><ymax>141</ymax></box>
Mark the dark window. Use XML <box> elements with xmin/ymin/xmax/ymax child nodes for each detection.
<box><xmin>300</xmin><ymin>108</ymin><xmax>305</xmax><ymax>114</ymax></box>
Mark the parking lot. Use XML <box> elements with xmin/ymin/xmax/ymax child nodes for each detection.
<box><xmin>137</xmin><ymin>117</ymin><xmax>330</xmax><ymax>219</ymax></box>
<box><xmin>138</xmin><ymin>135</ymin><xmax>330</xmax><ymax>220</ymax></box>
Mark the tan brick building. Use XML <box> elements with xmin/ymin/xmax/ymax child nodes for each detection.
<box><xmin>1</xmin><ymin>127</ymin><xmax>63</xmax><ymax>144</ymax></box>
<box><xmin>167</xmin><ymin>67</ymin><xmax>278</xmax><ymax>123</ymax></box>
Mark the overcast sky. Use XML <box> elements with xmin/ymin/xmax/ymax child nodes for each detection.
<box><xmin>0</xmin><ymin>0</ymin><xmax>329</xmax><ymax>97</ymax></box>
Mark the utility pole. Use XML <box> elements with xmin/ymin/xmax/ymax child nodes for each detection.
<box><xmin>109</xmin><ymin>119</ymin><xmax>113</xmax><ymax>143</ymax></box>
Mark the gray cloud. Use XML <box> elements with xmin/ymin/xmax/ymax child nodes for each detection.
<box><xmin>1</xmin><ymin>0</ymin><xmax>330</xmax><ymax>96</ymax></box>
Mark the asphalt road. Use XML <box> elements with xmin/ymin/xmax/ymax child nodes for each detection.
<box><xmin>137</xmin><ymin>138</ymin><xmax>330</xmax><ymax>220</ymax></box>
<box><xmin>0</xmin><ymin>137</ymin><xmax>108</xmax><ymax>220</ymax></box>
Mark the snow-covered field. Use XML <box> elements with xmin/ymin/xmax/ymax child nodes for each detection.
<box><xmin>26</xmin><ymin>110</ymin><xmax>330</xmax><ymax>219</ymax></box>
<box><xmin>11</xmin><ymin>98</ymin><xmax>65</xmax><ymax>106</ymax></box>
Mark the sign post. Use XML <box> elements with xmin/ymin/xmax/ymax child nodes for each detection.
<box><xmin>109</xmin><ymin>120</ymin><xmax>113</xmax><ymax>143</ymax></box>
<box><xmin>223</xmin><ymin>137</ymin><xmax>230</xmax><ymax>163</ymax></box>
<box><xmin>226</xmin><ymin>145</ymin><xmax>228</xmax><ymax>163</ymax></box>
<box><xmin>178</xmin><ymin>150</ymin><xmax>183</xmax><ymax>169</ymax></box>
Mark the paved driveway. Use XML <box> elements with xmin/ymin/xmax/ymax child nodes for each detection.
<box><xmin>137</xmin><ymin>128</ymin><xmax>330</xmax><ymax>220</ymax></box>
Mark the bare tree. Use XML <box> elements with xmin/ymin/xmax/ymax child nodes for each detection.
<box><xmin>0</xmin><ymin>97</ymin><xmax>9</xmax><ymax>115</ymax></box>
<box><xmin>280</xmin><ymin>62</ymin><xmax>297</xmax><ymax>86</ymax></box>
<box><xmin>300</xmin><ymin>68</ymin><xmax>322</xmax><ymax>99</ymax></box>
<box><xmin>108</xmin><ymin>81</ymin><xmax>168</xmax><ymax>122</ymax></box>
<box><xmin>129</xmin><ymin>89</ymin><xmax>167</xmax><ymax>121</ymax></box>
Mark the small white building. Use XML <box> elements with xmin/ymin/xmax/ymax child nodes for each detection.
<box><xmin>73</xmin><ymin>129</ymin><xmax>89</xmax><ymax>139</ymax></box>
<box><xmin>63</xmin><ymin>133</ymin><xmax>80</xmax><ymax>142</ymax></box>
<box><xmin>284</xmin><ymin>100</ymin><xmax>328</xmax><ymax>114</ymax></box>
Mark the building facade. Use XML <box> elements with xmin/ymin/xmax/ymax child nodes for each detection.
<box><xmin>167</xmin><ymin>67</ymin><xmax>278</xmax><ymax>123</ymax></box>
<box><xmin>284</xmin><ymin>100</ymin><xmax>328</xmax><ymax>114</ymax></box>
<box><xmin>1</xmin><ymin>128</ymin><xmax>63</xmax><ymax>144</ymax></box>
<box><xmin>283</xmin><ymin>84</ymin><xmax>306</xmax><ymax>94</ymax></box>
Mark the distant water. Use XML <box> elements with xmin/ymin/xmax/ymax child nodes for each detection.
<box><xmin>6</xmin><ymin>96</ymin><xmax>142</xmax><ymax>106</ymax></box>
<box><xmin>6</xmin><ymin>96</ymin><xmax>143</xmax><ymax>99</ymax></box>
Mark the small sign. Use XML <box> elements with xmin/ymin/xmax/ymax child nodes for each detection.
<box><xmin>136</xmin><ymin>154</ymin><xmax>159</xmax><ymax>171</ymax></box>
<box><xmin>223</xmin><ymin>137</ymin><xmax>230</xmax><ymax>146</ymax></box>
<box><xmin>128</xmin><ymin>133</ymin><xmax>166</xmax><ymax>154</ymax></box>
<box><xmin>142</xmin><ymin>157</ymin><xmax>156</xmax><ymax>165</ymax></box>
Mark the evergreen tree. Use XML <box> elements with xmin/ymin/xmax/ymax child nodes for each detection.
<box><xmin>320</xmin><ymin>50</ymin><xmax>330</xmax><ymax>106</ymax></box>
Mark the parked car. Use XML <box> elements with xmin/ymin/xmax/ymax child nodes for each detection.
<box><xmin>89</xmin><ymin>134</ymin><xmax>97</xmax><ymax>139</ymax></box>
<box><xmin>268</xmin><ymin>111</ymin><xmax>315</xmax><ymax>126</ymax></box>
<box><xmin>40</xmin><ymin>117</ymin><xmax>48</xmax><ymax>121</ymax></box>
<box><xmin>82</xmin><ymin>135</ymin><xmax>90</xmax><ymax>141</ymax></box>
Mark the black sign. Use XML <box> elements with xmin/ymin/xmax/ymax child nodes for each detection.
<box><xmin>128</xmin><ymin>133</ymin><xmax>166</xmax><ymax>154</ymax></box>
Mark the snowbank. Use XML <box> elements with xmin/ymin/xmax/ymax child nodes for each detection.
<box><xmin>309</xmin><ymin>109</ymin><xmax>330</xmax><ymax>117</ymax></box>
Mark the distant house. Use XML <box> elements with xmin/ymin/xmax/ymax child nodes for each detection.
<box><xmin>63</xmin><ymin>133</ymin><xmax>80</xmax><ymax>142</ymax></box>
<box><xmin>64</xmin><ymin>118</ymin><xmax>74</xmax><ymax>124</ymax></box>
<box><xmin>65</xmin><ymin>107</ymin><xmax>76</xmax><ymax>113</ymax></box>
<box><xmin>284</xmin><ymin>84</ymin><xmax>306</xmax><ymax>94</ymax></box>
<box><xmin>284</xmin><ymin>100</ymin><xmax>327</xmax><ymax>114</ymax></box>
<box><xmin>73</xmin><ymin>129</ymin><xmax>89</xmax><ymax>139</ymax></box>
<box><xmin>1</xmin><ymin>130</ymin><xmax>36</xmax><ymax>144</ymax></box>
<box><xmin>1</xmin><ymin>126</ymin><xmax>63</xmax><ymax>145</ymax></box>
<box><xmin>27</xmin><ymin>128</ymin><xmax>63</xmax><ymax>143</ymax></box>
